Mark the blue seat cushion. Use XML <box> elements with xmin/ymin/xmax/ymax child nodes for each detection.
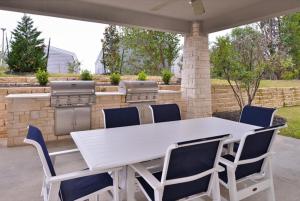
<box><xmin>219</xmin><ymin>154</ymin><xmax>264</xmax><ymax>184</ymax></box>
<box><xmin>60</xmin><ymin>172</ymin><xmax>113</xmax><ymax>201</ymax></box>
<box><xmin>137</xmin><ymin>171</ymin><xmax>211</xmax><ymax>201</ymax></box>
<box><xmin>137</xmin><ymin>172</ymin><xmax>161</xmax><ymax>201</ymax></box>
<box><xmin>27</xmin><ymin>125</ymin><xmax>56</xmax><ymax>176</ymax></box>
<box><xmin>151</xmin><ymin>104</ymin><xmax>181</xmax><ymax>123</ymax></box>
<box><xmin>103</xmin><ymin>107</ymin><xmax>140</xmax><ymax>128</ymax></box>
<box><xmin>240</xmin><ymin>105</ymin><xmax>276</xmax><ymax>127</ymax></box>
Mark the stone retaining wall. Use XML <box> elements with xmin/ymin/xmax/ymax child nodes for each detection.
<box><xmin>0</xmin><ymin>75</ymin><xmax>179</xmax><ymax>85</ymax></box>
<box><xmin>2</xmin><ymin>84</ymin><xmax>300</xmax><ymax>143</ymax></box>
<box><xmin>212</xmin><ymin>85</ymin><xmax>300</xmax><ymax>112</ymax></box>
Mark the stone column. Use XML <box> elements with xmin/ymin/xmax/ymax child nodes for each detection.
<box><xmin>181</xmin><ymin>22</ymin><xmax>212</xmax><ymax>118</ymax></box>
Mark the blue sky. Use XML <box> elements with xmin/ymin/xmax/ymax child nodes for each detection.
<box><xmin>0</xmin><ymin>10</ymin><xmax>230</xmax><ymax>72</ymax></box>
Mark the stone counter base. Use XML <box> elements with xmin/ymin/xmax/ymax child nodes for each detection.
<box><xmin>6</xmin><ymin>91</ymin><xmax>184</xmax><ymax>146</ymax></box>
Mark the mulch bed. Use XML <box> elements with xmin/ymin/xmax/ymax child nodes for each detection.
<box><xmin>212</xmin><ymin>110</ymin><xmax>286</xmax><ymax>126</ymax></box>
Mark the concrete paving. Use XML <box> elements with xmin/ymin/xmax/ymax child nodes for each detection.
<box><xmin>0</xmin><ymin>135</ymin><xmax>300</xmax><ymax>201</ymax></box>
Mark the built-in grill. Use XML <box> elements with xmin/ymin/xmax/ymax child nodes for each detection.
<box><xmin>50</xmin><ymin>81</ymin><xmax>96</xmax><ymax>136</ymax></box>
<box><xmin>119</xmin><ymin>81</ymin><xmax>158</xmax><ymax>124</ymax></box>
<box><xmin>119</xmin><ymin>81</ymin><xmax>158</xmax><ymax>103</ymax></box>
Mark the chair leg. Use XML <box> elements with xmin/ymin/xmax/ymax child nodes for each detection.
<box><xmin>266</xmin><ymin>160</ymin><xmax>276</xmax><ymax>201</ymax></box>
<box><xmin>211</xmin><ymin>173</ymin><xmax>221</xmax><ymax>201</ymax></box>
<box><xmin>227</xmin><ymin>168</ymin><xmax>238</xmax><ymax>201</ymax></box>
<box><xmin>113</xmin><ymin>170</ymin><xmax>120</xmax><ymax>201</ymax></box>
<box><xmin>154</xmin><ymin>190</ymin><xmax>163</xmax><ymax>201</ymax></box>
<box><xmin>48</xmin><ymin>182</ymin><xmax>60</xmax><ymax>201</ymax></box>
<box><xmin>41</xmin><ymin>177</ymin><xmax>45</xmax><ymax>196</ymax></box>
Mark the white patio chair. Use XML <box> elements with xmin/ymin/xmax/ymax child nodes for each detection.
<box><xmin>130</xmin><ymin>134</ymin><xmax>230</xmax><ymax>201</ymax></box>
<box><xmin>219</xmin><ymin>124</ymin><xmax>285</xmax><ymax>201</ymax></box>
<box><xmin>24</xmin><ymin>125</ymin><xmax>120</xmax><ymax>201</ymax></box>
<box><xmin>231</xmin><ymin>105</ymin><xmax>277</xmax><ymax>153</ymax></box>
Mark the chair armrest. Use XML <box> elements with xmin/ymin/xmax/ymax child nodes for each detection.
<box><xmin>130</xmin><ymin>163</ymin><xmax>163</xmax><ymax>191</ymax></box>
<box><xmin>49</xmin><ymin>149</ymin><xmax>79</xmax><ymax>157</ymax></box>
<box><xmin>47</xmin><ymin>167</ymin><xmax>121</xmax><ymax>184</ymax></box>
<box><xmin>219</xmin><ymin>157</ymin><xmax>236</xmax><ymax>169</ymax></box>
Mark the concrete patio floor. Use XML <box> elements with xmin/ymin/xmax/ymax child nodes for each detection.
<box><xmin>0</xmin><ymin>135</ymin><xmax>300</xmax><ymax>201</ymax></box>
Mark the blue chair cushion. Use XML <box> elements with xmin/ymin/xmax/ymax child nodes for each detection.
<box><xmin>219</xmin><ymin>154</ymin><xmax>264</xmax><ymax>184</ymax></box>
<box><xmin>103</xmin><ymin>107</ymin><xmax>140</xmax><ymax>128</ymax></box>
<box><xmin>60</xmin><ymin>172</ymin><xmax>113</xmax><ymax>201</ymax></box>
<box><xmin>27</xmin><ymin>125</ymin><xmax>56</xmax><ymax>176</ymax></box>
<box><xmin>137</xmin><ymin>171</ymin><xmax>211</xmax><ymax>201</ymax></box>
<box><xmin>240</xmin><ymin>105</ymin><xmax>276</xmax><ymax>127</ymax></box>
<box><xmin>150</xmin><ymin>104</ymin><xmax>181</xmax><ymax>123</ymax></box>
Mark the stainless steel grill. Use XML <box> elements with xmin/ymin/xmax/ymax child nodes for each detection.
<box><xmin>50</xmin><ymin>81</ymin><xmax>95</xmax><ymax>136</ymax></box>
<box><xmin>50</xmin><ymin>81</ymin><xmax>95</xmax><ymax>107</ymax></box>
<box><xmin>119</xmin><ymin>81</ymin><xmax>158</xmax><ymax>103</ymax></box>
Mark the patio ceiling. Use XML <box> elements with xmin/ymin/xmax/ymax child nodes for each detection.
<box><xmin>0</xmin><ymin>0</ymin><xmax>300</xmax><ymax>33</ymax></box>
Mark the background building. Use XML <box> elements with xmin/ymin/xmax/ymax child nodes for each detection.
<box><xmin>45</xmin><ymin>46</ymin><xmax>79</xmax><ymax>74</ymax></box>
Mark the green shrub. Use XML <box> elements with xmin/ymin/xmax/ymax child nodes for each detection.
<box><xmin>80</xmin><ymin>70</ymin><xmax>93</xmax><ymax>80</ymax></box>
<box><xmin>137</xmin><ymin>70</ymin><xmax>147</xmax><ymax>81</ymax></box>
<box><xmin>161</xmin><ymin>69</ymin><xmax>173</xmax><ymax>85</ymax></box>
<box><xmin>110</xmin><ymin>72</ymin><xmax>121</xmax><ymax>85</ymax></box>
<box><xmin>35</xmin><ymin>68</ymin><xmax>49</xmax><ymax>86</ymax></box>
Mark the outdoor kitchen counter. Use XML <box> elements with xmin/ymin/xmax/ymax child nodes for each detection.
<box><xmin>5</xmin><ymin>90</ymin><xmax>180</xmax><ymax>99</ymax></box>
<box><xmin>95</xmin><ymin>90</ymin><xmax>180</xmax><ymax>96</ymax></box>
<box><xmin>5</xmin><ymin>89</ymin><xmax>183</xmax><ymax>146</ymax></box>
<box><xmin>6</xmin><ymin>93</ymin><xmax>51</xmax><ymax>99</ymax></box>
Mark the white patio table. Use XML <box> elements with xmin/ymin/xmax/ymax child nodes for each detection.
<box><xmin>71</xmin><ymin>117</ymin><xmax>259</xmax><ymax>200</ymax></box>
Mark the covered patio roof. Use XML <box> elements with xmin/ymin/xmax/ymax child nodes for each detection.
<box><xmin>0</xmin><ymin>0</ymin><xmax>299</xmax><ymax>33</ymax></box>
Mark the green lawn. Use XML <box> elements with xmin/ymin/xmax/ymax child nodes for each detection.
<box><xmin>212</xmin><ymin>79</ymin><xmax>300</xmax><ymax>88</ymax></box>
<box><xmin>277</xmin><ymin>106</ymin><xmax>300</xmax><ymax>139</ymax></box>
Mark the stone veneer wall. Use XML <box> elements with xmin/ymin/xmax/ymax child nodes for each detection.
<box><xmin>181</xmin><ymin>23</ymin><xmax>212</xmax><ymax>118</ymax></box>
<box><xmin>6</xmin><ymin>95</ymin><xmax>54</xmax><ymax>146</ymax></box>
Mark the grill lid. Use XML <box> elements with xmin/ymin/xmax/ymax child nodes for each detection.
<box><xmin>50</xmin><ymin>81</ymin><xmax>95</xmax><ymax>96</ymax></box>
<box><xmin>119</xmin><ymin>81</ymin><xmax>158</xmax><ymax>94</ymax></box>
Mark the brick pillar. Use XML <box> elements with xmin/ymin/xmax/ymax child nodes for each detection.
<box><xmin>181</xmin><ymin>22</ymin><xmax>212</xmax><ymax>118</ymax></box>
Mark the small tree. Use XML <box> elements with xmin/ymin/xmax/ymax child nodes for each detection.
<box><xmin>67</xmin><ymin>60</ymin><xmax>81</xmax><ymax>73</ymax></box>
<box><xmin>101</xmin><ymin>25</ymin><xmax>121</xmax><ymax>73</ymax></box>
<box><xmin>211</xmin><ymin>27</ymin><xmax>268</xmax><ymax>110</ymax></box>
<box><xmin>281</xmin><ymin>13</ymin><xmax>300</xmax><ymax>78</ymax></box>
<box><xmin>259</xmin><ymin>17</ymin><xmax>296</xmax><ymax>79</ymax></box>
<box><xmin>6</xmin><ymin>15</ymin><xmax>46</xmax><ymax>72</ymax></box>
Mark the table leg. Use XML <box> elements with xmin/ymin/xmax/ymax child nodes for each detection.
<box><xmin>126</xmin><ymin>166</ymin><xmax>136</xmax><ymax>201</ymax></box>
<box><xmin>228</xmin><ymin>143</ymin><xmax>234</xmax><ymax>155</ymax></box>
